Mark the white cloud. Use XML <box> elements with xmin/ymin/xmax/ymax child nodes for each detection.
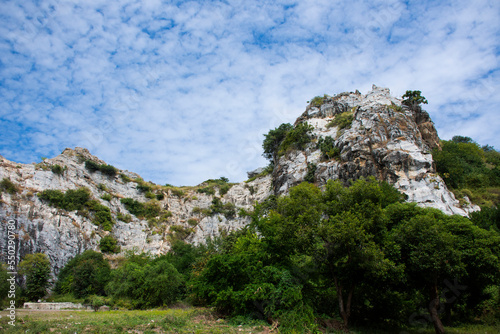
<box><xmin>0</xmin><ymin>0</ymin><xmax>499</xmax><ymax>185</ymax></box>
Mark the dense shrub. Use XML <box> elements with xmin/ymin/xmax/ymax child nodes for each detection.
<box><xmin>0</xmin><ymin>178</ymin><xmax>18</xmax><ymax>194</ymax></box>
<box><xmin>327</xmin><ymin>111</ymin><xmax>354</xmax><ymax>132</ymax></box>
<box><xmin>99</xmin><ymin>235</ymin><xmax>120</xmax><ymax>254</ymax></box>
<box><xmin>278</xmin><ymin>122</ymin><xmax>314</xmax><ymax>155</ymax></box>
<box><xmin>84</xmin><ymin>160</ymin><xmax>117</xmax><ymax>176</ymax></box>
<box><xmin>51</xmin><ymin>164</ymin><xmax>65</xmax><ymax>175</ymax></box>
<box><xmin>54</xmin><ymin>250</ymin><xmax>111</xmax><ymax>298</ymax></box>
<box><xmin>209</xmin><ymin>197</ymin><xmax>236</xmax><ymax>219</ymax></box>
<box><xmin>317</xmin><ymin>136</ymin><xmax>339</xmax><ymax>160</ymax></box>
<box><xmin>106</xmin><ymin>256</ymin><xmax>183</xmax><ymax>309</ymax></box>
<box><xmin>120</xmin><ymin>198</ymin><xmax>161</xmax><ymax>219</ymax></box>
<box><xmin>39</xmin><ymin>188</ymin><xmax>114</xmax><ymax>230</ymax></box>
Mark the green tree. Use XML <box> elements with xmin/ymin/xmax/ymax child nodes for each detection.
<box><xmin>262</xmin><ymin>123</ymin><xmax>293</xmax><ymax>164</ymax></box>
<box><xmin>18</xmin><ymin>253</ymin><xmax>51</xmax><ymax>301</ymax></box>
<box><xmin>55</xmin><ymin>250</ymin><xmax>111</xmax><ymax>298</ymax></box>
<box><xmin>0</xmin><ymin>264</ymin><xmax>9</xmax><ymax>304</ymax></box>
<box><xmin>389</xmin><ymin>208</ymin><xmax>500</xmax><ymax>334</ymax></box>
<box><xmin>402</xmin><ymin>90</ymin><xmax>428</xmax><ymax>110</ymax></box>
<box><xmin>106</xmin><ymin>256</ymin><xmax>183</xmax><ymax>308</ymax></box>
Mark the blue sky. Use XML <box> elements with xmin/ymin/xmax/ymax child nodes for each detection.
<box><xmin>1</xmin><ymin>0</ymin><xmax>499</xmax><ymax>186</ymax></box>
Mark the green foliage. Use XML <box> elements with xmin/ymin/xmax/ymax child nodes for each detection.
<box><xmin>470</xmin><ymin>206</ymin><xmax>500</xmax><ymax>232</ymax></box>
<box><xmin>0</xmin><ymin>264</ymin><xmax>9</xmax><ymax>304</ymax></box>
<box><xmin>144</xmin><ymin>191</ymin><xmax>155</xmax><ymax>199</ymax></box>
<box><xmin>317</xmin><ymin>136</ymin><xmax>339</xmax><ymax>160</ymax></box>
<box><xmin>106</xmin><ymin>256</ymin><xmax>183</xmax><ymax>308</ymax></box>
<box><xmin>101</xmin><ymin>193</ymin><xmax>112</xmax><ymax>201</ymax></box>
<box><xmin>170</xmin><ymin>225</ymin><xmax>194</xmax><ymax>241</ymax></box>
<box><xmin>209</xmin><ymin>197</ymin><xmax>237</xmax><ymax>219</ymax></box>
<box><xmin>85</xmin><ymin>160</ymin><xmax>117</xmax><ymax>176</ymax></box>
<box><xmin>84</xmin><ymin>160</ymin><xmax>100</xmax><ymax>172</ymax></box>
<box><xmin>196</xmin><ymin>178</ymin><xmax>233</xmax><ymax>196</ymax></box>
<box><xmin>99</xmin><ymin>235</ymin><xmax>121</xmax><ymax>254</ymax></box>
<box><xmin>18</xmin><ymin>253</ymin><xmax>51</xmax><ymax>301</ymax></box>
<box><xmin>116</xmin><ymin>212</ymin><xmax>132</xmax><ymax>223</ymax></box>
<box><xmin>326</xmin><ymin>111</ymin><xmax>354</xmax><ymax>133</ymax></box>
<box><xmin>304</xmin><ymin>163</ymin><xmax>316</xmax><ymax>183</ymax></box>
<box><xmin>309</xmin><ymin>94</ymin><xmax>328</xmax><ymax>107</ymax></box>
<box><xmin>402</xmin><ymin>90</ymin><xmax>428</xmax><ymax>109</ymax></box>
<box><xmin>0</xmin><ymin>177</ymin><xmax>18</xmax><ymax>194</ymax></box>
<box><xmin>432</xmin><ymin>138</ymin><xmax>500</xmax><ymax>206</ymax></box>
<box><xmin>387</xmin><ymin>102</ymin><xmax>403</xmax><ymax>112</ymax></box>
<box><xmin>136</xmin><ymin>182</ymin><xmax>152</xmax><ymax>193</ymax></box>
<box><xmin>85</xmin><ymin>294</ymin><xmax>107</xmax><ymax>311</ymax></box>
<box><xmin>120</xmin><ymin>173</ymin><xmax>131</xmax><ymax>183</ymax></box>
<box><xmin>86</xmin><ymin>200</ymin><xmax>114</xmax><ymax>231</ymax></box>
<box><xmin>38</xmin><ymin>188</ymin><xmax>90</xmax><ymax>211</ymax></box>
<box><xmin>120</xmin><ymin>198</ymin><xmax>162</xmax><ymax>219</ymax></box>
<box><xmin>54</xmin><ymin>250</ymin><xmax>111</xmax><ymax>298</ymax></box>
<box><xmin>278</xmin><ymin>122</ymin><xmax>314</xmax><ymax>155</ymax></box>
<box><xmin>262</xmin><ymin>123</ymin><xmax>293</xmax><ymax>162</ymax></box>
<box><xmin>51</xmin><ymin>164</ymin><xmax>66</xmax><ymax>175</ymax></box>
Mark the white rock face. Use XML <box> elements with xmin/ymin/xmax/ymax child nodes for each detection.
<box><xmin>274</xmin><ymin>85</ymin><xmax>478</xmax><ymax>216</ymax></box>
<box><xmin>0</xmin><ymin>148</ymin><xmax>271</xmax><ymax>275</ymax></box>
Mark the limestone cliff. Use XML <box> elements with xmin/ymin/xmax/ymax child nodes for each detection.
<box><xmin>0</xmin><ymin>147</ymin><xmax>271</xmax><ymax>274</ymax></box>
<box><xmin>273</xmin><ymin>85</ymin><xmax>477</xmax><ymax>216</ymax></box>
<box><xmin>0</xmin><ymin>85</ymin><xmax>478</xmax><ymax>275</ymax></box>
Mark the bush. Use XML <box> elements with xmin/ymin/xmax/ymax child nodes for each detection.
<box><xmin>99</xmin><ymin>164</ymin><xmax>117</xmax><ymax>176</ymax></box>
<box><xmin>121</xmin><ymin>198</ymin><xmax>162</xmax><ymax>219</ymax></box>
<box><xmin>317</xmin><ymin>136</ymin><xmax>339</xmax><ymax>160</ymax></box>
<box><xmin>99</xmin><ymin>235</ymin><xmax>121</xmax><ymax>254</ymax></box>
<box><xmin>106</xmin><ymin>256</ymin><xmax>183</xmax><ymax>308</ymax></box>
<box><xmin>0</xmin><ymin>178</ymin><xmax>18</xmax><ymax>194</ymax></box>
<box><xmin>136</xmin><ymin>182</ymin><xmax>152</xmax><ymax>193</ymax></box>
<box><xmin>85</xmin><ymin>160</ymin><xmax>117</xmax><ymax>176</ymax></box>
<box><xmin>38</xmin><ymin>188</ymin><xmax>90</xmax><ymax>211</ymax></box>
<box><xmin>51</xmin><ymin>164</ymin><xmax>65</xmax><ymax>175</ymax></box>
<box><xmin>210</xmin><ymin>197</ymin><xmax>236</xmax><ymax>219</ymax></box>
<box><xmin>101</xmin><ymin>193</ymin><xmax>112</xmax><ymax>201</ymax></box>
<box><xmin>116</xmin><ymin>212</ymin><xmax>132</xmax><ymax>223</ymax></box>
<box><xmin>310</xmin><ymin>94</ymin><xmax>328</xmax><ymax>107</ymax></box>
<box><xmin>326</xmin><ymin>111</ymin><xmax>354</xmax><ymax>132</ymax></box>
<box><xmin>305</xmin><ymin>163</ymin><xmax>317</xmax><ymax>183</ymax></box>
<box><xmin>85</xmin><ymin>160</ymin><xmax>100</xmax><ymax>172</ymax></box>
<box><xmin>121</xmin><ymin>198</ymin><xmax>145</xmax><ymax>217</ymax></box>
<box><xmin>278</xmin><ymin>122</ymin><xmax>314</xmax><ymax>155</ymax></box>
<box><xmin>170</xmin><ymin>225</ymin><xmax>193</xmax><ymax>240</ymax></box>
<box><xmin>39</xmin><ymin>188</ymin><xmax>115</xmax><ymax>230</ymax></box>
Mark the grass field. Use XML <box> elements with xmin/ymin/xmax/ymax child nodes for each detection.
<box><xmin>0</xmin><ymin>307</ymin><xmax>497</xmax><ymax>333</ymax></box>
<box><xmin>0</xmin><ymin>307</ymin><xmax>271</xmax><ymax>333</ymax></box>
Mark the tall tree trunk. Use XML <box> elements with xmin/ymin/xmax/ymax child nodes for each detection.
<box><xmin>428</xmin><ymin>281</ymin><xmax>445</xmax><ymax>334</ymax></box>
<box><xmin>334</xmin><ymin>276</ymin><xmax>353</xmax><ymax>328</ymax></box>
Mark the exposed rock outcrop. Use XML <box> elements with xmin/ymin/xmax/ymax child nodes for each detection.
<box><xmin>273</xmin><ymin>85</ymin><xmax>476</xmax><ymax>216</ymax></box>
